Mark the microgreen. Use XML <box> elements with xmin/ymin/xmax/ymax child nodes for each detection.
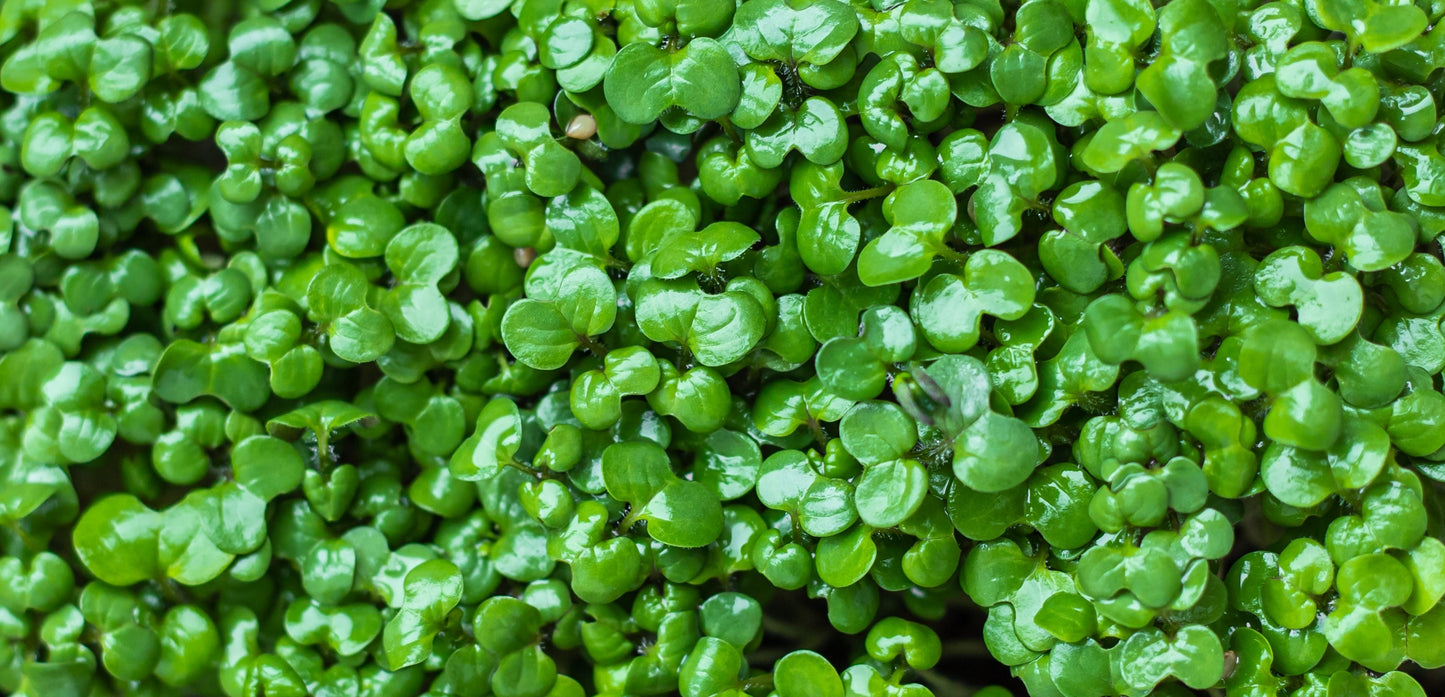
<box><xmin>2</xmin><ymin>3</ymin><xmax>1444</xmax><ymax>697</ymax></box>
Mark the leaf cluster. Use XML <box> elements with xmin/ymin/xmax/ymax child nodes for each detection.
<box><xmin>1</xmin><ymin>1</ymin><xmax>1445</xmax><ymax>697</ymax></box>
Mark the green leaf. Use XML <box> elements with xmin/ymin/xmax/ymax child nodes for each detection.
<box><xmin>267</xmin><ymin>400</ymin><xmax>375</xmax><ymax>443</ymax></box>
<box><xmin>774</xmin><ymin>650</ymin><xmax>843</xmax><ymax>697</ymax></box>
<box><xmin>953</xmin><ymin>411</ymin><xmax>1040</xmax><ymax>493</ymax></box>
<box><xmin>912</xmin><ymin>250</ymin><xmax>1035</xmax><ymax>353</ymax></box>
<box><xmin>382</xmin><ymin>559</ymin><xmax>463</xmax><ymax>669</ymax></box>
<box><xmin>864</xmin><ymin>617</ymin><xmax>942</xmax><ymax>670</ymax></box>
<box><xmin>603</xmin><ymin>38</ymin><xmax>741</xmax><ymax>124</ymax></box>
<box><xmin>284</xmin><ymin>598</ymin><xmax>382</xmax><ymax>656</ymax></box>
<box><xmin>501</xmin><ymin>300</ymin><xmax>579</xmax><ymax>371</ymax></box>
<box><xmin>1081</xmin><ymin>111</ymin><xmax>1182</xmax><ymax>173</ymax></box>
<box><xmin>840</xmin><ymin>401</ymin><xmax>917</xmax><ymax>465</ymax></box>
<box><xmin>1306</xmin><ymin>0</ymin><xmax>1427</xmax><ymax>53</ymax></box>
<box><xmin>635</xmin><ymin>280</ymin><xmax>766</xmax><ymax>367</ymax></box>
<box><xmin>732</xmin><ymin>0</ymin><xmax>858</xmax><ymax>66</ymax></box>
<box><xmin>153</xmin><ymin>340</ymin><xmax>269</xmax><ymax>412</ymax></box>
<box><xmin>641</xmin><ymin>480</ymin><xmax>724</xmax><ymax>547</ymax></box>
<box><xmin>89</xmin><ymin>35</ymin><xmax>152</xmax><ymax>103</ymax></box>
<box><xmin>1254</xmin><ymin>246</ymin><xmax>1362</xmax><ymax>345</ymax></box>
<box><xmin>231</xmin><ymin>436</ymin><xmax>304</xmax><ymax>501</ymax></box>
<box><xmin>570</xmin><ymin>536</ymin><xmax>646</xmax><ymax>604</ymax></box>
<box><xmin>652</xmin><ymin>222</ymin><xmax>760</xmax><ymax>280</ymax></box>
<box><xmin>695</xmin><ymin>429</ymin><xmax>763</xmax><ymax>501</ymax></box>
<box><xmin>452</xmin><ymin>398</ymin><xmax>523</xmax><ymax>480</ymax></box>
<box><xmin>200</xmin><ymin>62</ymin><xmax>270</xmax><ymax>121</ymax></box>
<box><xmin>857</xmin><ymin>180</ymin><xmax>956</xmax><ymax>286</ymax></box>
<box><xmin>746</xmin><ymin>97</ymin><xmax>849</xmax><ymax>168</ymax></box>
<box><xmin>1118</xmin><ymin>625</ymin><xmax>1224</xmax><ymax>691</ymax></box>
<box><xmin>73</xmin><ymin>495</ymin><xmax>162</xmax><ymax>586</ymax></box>
<box><xmin>680</xmin><ymin>637</ymin><xmax>744</xmax><ymax>697</ymax></box>
<box><xmin>855</xmin><ymin>459</ymin><xmax>927</xmax><ymax>527</ymax></box>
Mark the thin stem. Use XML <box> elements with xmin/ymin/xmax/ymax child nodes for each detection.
<box><xmin>740</xmin><ymin>673</ymin><xmax>775</xmax><ymax>694</ymax></box>
<box><xmin>762</xmin><ymin>615</ymin><xmax>812</xmax><ymax>641</ymax></box>
<box><xmin>5</xmin><ymin>522</ymin><xmax>44</xmax><ymax>555</ymax></box>
<box><xmin>840</xmin><ymin>184</ymin><xmax>896</xmax><ymax>205</ymax></box>
<box><xmin>503</xmin><ymin>459</ymin><xmax>547</xmax><ymax>480</ymax></box>
<box><xmin>916</xmin><ymin>668</ymin><xmax>969</xmax><ymax>697</ymax></box>
<box><xmin>618</xmin><ymin>505</ymin><xmax>643</xmax><ymax>533</ymax></box>
<box><xmin>1139</xmin><ymin>156</ymin><xmax>1159</xmax><ymax>178</ymax></box>
<box><xmin>940</xmin><ymin>639</ymin><xmax>991</xmax><ymax>658</ymax></box>
<box><xmin>317</xmin><ymin>429</ymin><xmax>332</xmax><ymax>470</ymax></box>
<box><xmin>572</xmin><ymin>138</ymin><xmax>610</xmax><ymax>162</ymax></box>
<box><xmin>935</xmin><ymin>244</ymin><xmax>971</xmax><ymax>266</ymax></box>
<box><xmin>753</xmin><ymin>188</ymin><xmax>785</xmax><ymax>230</ymax></box>
<box><xmin>807</xmin><ymin>416</ymin><xmax>828</xmax><ymax>446</ymax></box>
<box><xmin>719</xmin><ymin>116</ymin><xmax>742</xmax><ymax>143</ymax></box>
<box><xmin>579</xmin><ymin>335</ymin><xmax>608</xmax><ymax>359</ymax></box>
<box><xmin>157</xmin><ymin>577</ymin><xmax>191</xmax><ymax>605</ymax></box>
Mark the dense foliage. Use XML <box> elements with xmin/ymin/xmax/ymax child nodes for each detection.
<box><xmin>2</xmin><ymin>0</ymin><xmax>1445</xmax><ymax>695</ymax></box>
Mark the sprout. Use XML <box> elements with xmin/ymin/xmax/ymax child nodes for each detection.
<box><xmin>0</xmin><ymin>1</ymin><xmax>1442</xmax><ymax>697</ymax></box>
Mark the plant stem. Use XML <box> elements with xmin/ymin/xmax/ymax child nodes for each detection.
<box><xmin>807</xmin><ymin>416</ymin><xmax>828</xmax><ymax>446</ymax></box>
<box><xmin>719</xmin><ymin>116</ymin><xmax>742</xmax><ymax>143</ymax></box>
<box><xmin>580</xmin><ymin>335</ymin><xmax>608</xmax><ymax>359</ymax></box>
<box><xmin>504</xmin><ymin>459</ymin><xmax>550</xmax><ymax>480</ymax></box>
<box><xmin>917</xmin><ymin>668</ymin><xmax>970</xmax><ymax>697</ymax></box>
<box><xmin>762</xmin><ymin>615</ymin><xmax>811</xmax><ymax>640</ymax></box>
<box><xmin>5</xmin><ymin>522</ymin><xmax>43</xmax><ymax>554</ymax></box>
<box><xmin>840</xmin><ymin>184</ymin><xmax>895</xmax><ymax>204</ymax></box>
<box><xmin>936</xmin><ymin>245</ymin><xmax>971</xmax><ymax>266</ymax></box>
<box><xmin>619</xmin><ymin>505</ymin><xmax>642</xmax><ymax>533</ymax></box>
<box><xmin>941</xmin><ymin>639</ymin><xmax>991</xmax><ymax>658</ymax></box>
<box><xmin>741</xmin><ymin>673</ymin><xmax>775</xmax><ymax>694</ymax></box>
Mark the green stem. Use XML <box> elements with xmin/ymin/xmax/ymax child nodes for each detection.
<box><xmin>579</xmin><ymin>334</ymin><xmax>608</xmax><ymax>360</ymax></box>
<box><xmin>916</xmin><ymin>668</ymin><xmax>969</xmax><ymax>697</ymax></box>
<box><xmin>740</xmin><ymin>673</ymin><xmax>775</xmax><ymax>694</ymax></box>
<box><xmin>1140</xmin><ymin>156</ymin><xmax>1159</xmax><ymax>178</ymax></box>
<box><xmin>5</xmin><ymin>522</ymin><xmax>43</xmax><ymax>555</ymax></box>
<box><xmin>604</xmin><ymin>254</ymin><xmax>633</xmax><ymax>272</ymax></box>
<box><xmin>940</xmin><ymin>639</ymin><xmax>990</xmax><ymax>658</ymax></box>
<box><xmin>503</xmin><ymin>459</ymin><xmax>547</xmax><ymax>480</ymax></box>
<box><xmin>719</xmin><ymin>116</ymin><xmax>742</xmax><ymax>143</ymax></box>
<box><xmin>840</xmin><ymin>184</ymin><xmax>896</xmax><ymax>205</ymax></box>
<box><xmin>317</xmin><ymin>429</ymin><xmax>332</xmax><ymax>471</ymax></box>
<box><xmin>935</xmin><ymin>244</ymin><xmax>970</xmax><ymax>266</ymax></box>
<box><xmin>763</xmin><ymin>615</ymin><xmax>811</xmax><ymax>641</ymax></box>
<box><xmin>753</xmin><ymin>189</ymin><xmax>786</xmax><ymax>230</ymax></box>
<box><xmin>807</xmin><ymin>416</ymin><xmax>828</xmax><ymax>446</ymax></box>
<box><xmin>157</xmin><ymin>577</ymin><xmax>190</xmax><ymax>605</ymax></box>
<box><xmin>572</xmin><ymin>138</ymin><xmax>610</xmax><ymax>162</ymax></box>
<box><xmin>618</xmin><ymin>505</ymin><xmax>643</xmax><ymax>533</ymax></box>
